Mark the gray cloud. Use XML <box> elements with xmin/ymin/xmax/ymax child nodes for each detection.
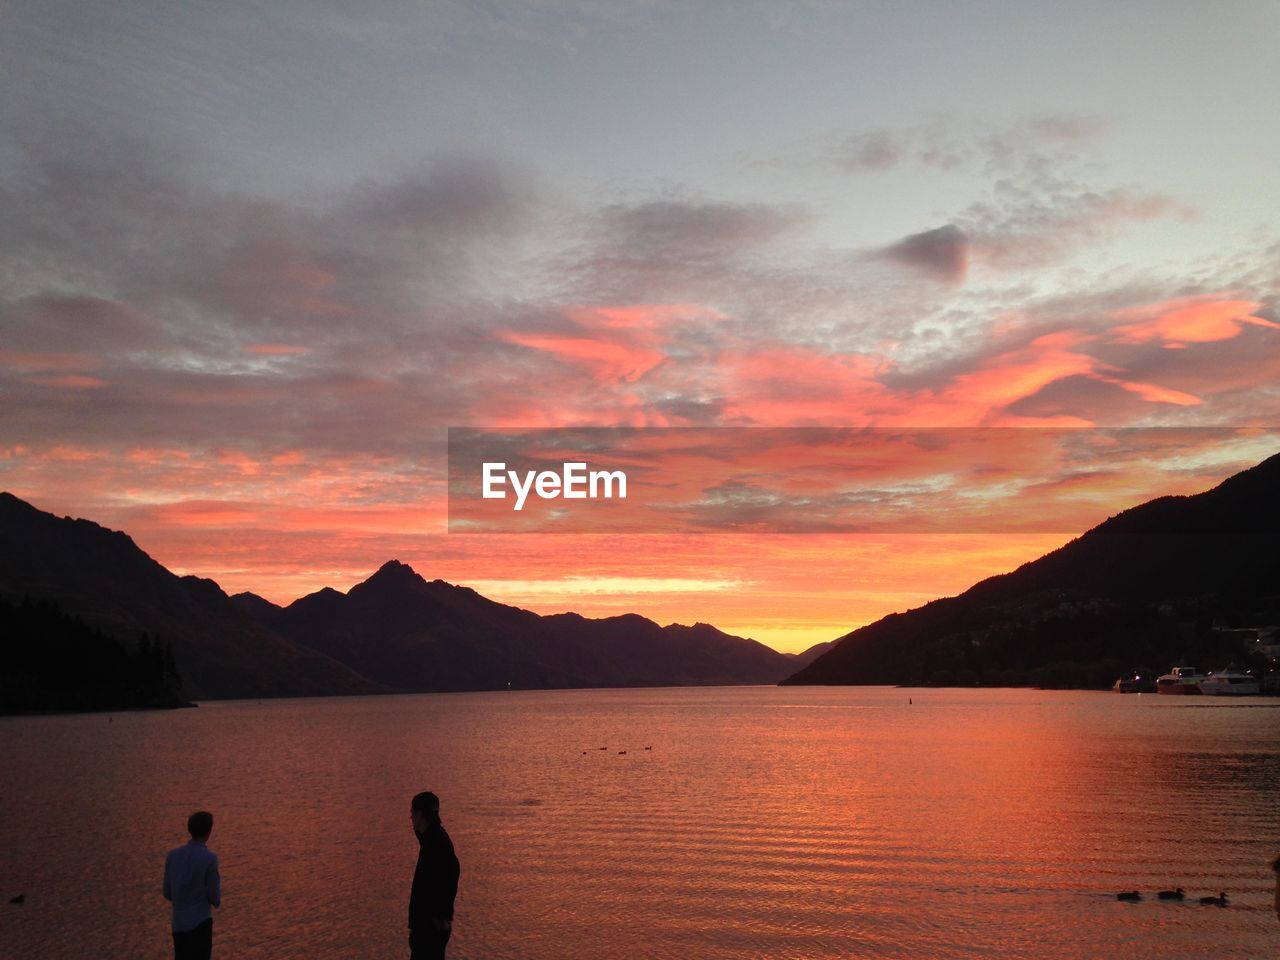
<box><xmin>0</xmin><ymin>145</ymin><xmax>542</xmax><ymax>459</ymax></box>
<box><xmin>958</xmin><ymin>185</ymin><xmax>1180</xmax><ymax>271</ymax></box>
<box><xmin>877</xmin><ymin>225</ymin><xmax>969</xmax><ymax>283</ymax></box>
<box><xmin>556</xmin><ymin>197</ymin><xmax>811</xmax><ymax>305</ymax></box>
<box><xmin>847</xmin><ymin>114</ymin><xmax>1181</xmax><ymax>286</ymax></box>
<box><xmin>1003</xmin><ymin>374</ymin><xmax>1155</xmax><ymax>424</ymax></box>
<box><xmin>598</xmin><ymin>199</ymin><xmax>806</xmax><ymax>255</ymax></box>
<box><xmin>827</xmin><ymin>115</ymin><xmax>1107</xmax><ymax>176</ymax></box>
<box><xmin>3</xmin><ymin>295</ymin><xmax>163</xmax><ymax>354</ymax></box>
<box><xmin>873</xmin><ymin>188</ymin><xmax>1181</xmax><ymax>290</ymax></box>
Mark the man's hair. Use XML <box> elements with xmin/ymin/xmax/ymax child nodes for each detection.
<box><xmin>187</xmin><ymin>810</ymin><xmax>214</xmax><ymax>838</ymax></box>
<box><xmin>411</xmin><ymin>791</ymin><xmax>440</xmax><ymax>815</ymax></box>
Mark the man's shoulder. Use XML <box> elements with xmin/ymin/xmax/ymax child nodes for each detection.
<box><xmin>431</xmin><ymin>825</ymin><xmax>458</xmax><ymax>864</ymax></box>
<box><xmin>194</xmin><ymin>843</ymin><xmax>218</xmax><ymax>863</ymax></box>
<box><xmin>167</xmin><ymin>842</ymin><xmax>218</xmax><ymax>863</ymax></box>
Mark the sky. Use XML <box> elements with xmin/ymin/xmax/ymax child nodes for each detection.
<box><xmin>2</xmin><ymin>1</ymin><xmax>1278</xmax><ymax>651</ymax></box>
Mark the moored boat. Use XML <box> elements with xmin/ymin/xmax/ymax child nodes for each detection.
<box><xmin>1199</xmin><ymin>667</ymin><xmax>1261</xmax><ymax>696</ymax></box>
<box><xmin>1112</xmin><ymin>669</ymin><xmax>1156</xmax><ymax>693</ymax></box>
<box><xmin>1156</xmin><ymin>666</ymin><xmax>1205</xmax><ymax>695</ymax></box>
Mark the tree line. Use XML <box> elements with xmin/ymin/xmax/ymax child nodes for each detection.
<box><xmin>0</xmin><ymin>596</ymin><xmax>188</xmax><ymax>714</ymax></box>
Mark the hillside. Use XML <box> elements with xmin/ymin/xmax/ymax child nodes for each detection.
<box><xmin>0</xmin><ymin>493</ymin><xmax>381</xmax><ymax>700</ymax></box>
<box><xmin>784</xmin><ymin>452</ymin><xmax>1280</xmax><ymax>687</ymax></box>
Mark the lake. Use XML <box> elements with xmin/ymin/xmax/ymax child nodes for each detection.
<box><xmin>1</xmin><ymin>687</ymin><xmax>1277</xmax><ymax>958</ymax></box>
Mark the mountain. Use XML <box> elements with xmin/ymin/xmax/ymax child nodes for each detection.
<box><xmin>228</xmin><ymin>591</ymin><xmax>282</xmax><ymax>621</ymax></box>
<box><xmin>2</xmin><ymin>493</ymin><xmax>817</xmax><ymax>700</ymax></box>
<box><xmin>783</xmin><ymin>451</ymin><xmax>1280</xmax><ymax>687</ymax></box>
<box><xmin>790</xmin><ymin>638</ymin><xmax>837</xmax><ymax>665</ymax></box>
<box><xmin>256</xmin><ymin>559</ymin><xmax>801</xmax><ymax>691</ymax></box>
<box><xmin>0</xmin><ymin>493</ymin><xmax>382</xmax><ymax>700</ymax></box>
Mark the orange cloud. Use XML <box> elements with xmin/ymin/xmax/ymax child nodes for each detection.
<box><xmin>1115</xmin><ymin>380</ymin><xmax>1202</xmax><ymax>406</ymax></box>
<box><xmin>942</xmin><ymin>346</ymin><xmax>1100</xmax><ymax>424</ymax></box>
<box><xmin>568</xmin><ymin>304</ymin><xmax>721</xmax><ymax>330</ymax></box>
<box><xmin>127</xmin><ymin>448</ymin><xmax>194</xmax><ymax>465</ymax></box>
<box><xmin>144</xmin><ymin>500</ymin><xmax>264</xmax><ymax>527</ymax></box>
<box><xmin>500</xmin><ymin>332</ymin><xmax>665</xmax><ymax>383</ymax></box>
<box><xmin>213</xmin><ymin>449</ymin><xmax>264</xmax><ymax>476</ymax></box>
<box><xmin>45</xmin><ymin>446</ymin><xmax>105</xmax><ymax>462</ymax></box>
<box><xmin>719</xmin><ymin>346</ymin><xmax>886</xmax><ymax>424</ymax></box>
<box><xmin>720</xmin><ymin>340</ymin><xmax>1103</xmax><ymax>428</ymax></box>
<box><xmin>499</xmin><ymin>304</ymin><xmax>723</xmax><ymax>385</ymax></box>
<box><xmin>1110</xmin><ymin>297</ymin><xmax>1275</xmax><ymax>346</ymax></box>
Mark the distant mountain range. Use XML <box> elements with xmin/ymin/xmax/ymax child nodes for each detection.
<box><xmin>785</xmin><ymin>450</ymin><xmax>1280</xmax><ymax>687</ymax></box>
<box><xmin>5</xmin><ymin>450</ymin><xmax>1277</xmax><ymax>705</ymax></box>
<box><xmin>231</xmin><ymin>560</ymin><xmax>812</xmax><ymax>692</ymax></box>
<box><xmin>0</xmin><ymin>493</ymin><xmax>823</xmax><ymax>702</ymax></box>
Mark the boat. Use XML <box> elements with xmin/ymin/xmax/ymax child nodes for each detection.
<box><xmin>1112</xmin><ymin>669</ymin><xmax>1156</xmax><ymax>693</ymax></box>
<box><xmin>1155</xmin><ymin>666</ymin><xmax>1206</xmax><ymax>695</ymax></box>
<box><xmin>1199</xmin><ymin>667</ymin><xmax>1261</xmax><ymax>696</ymax></box>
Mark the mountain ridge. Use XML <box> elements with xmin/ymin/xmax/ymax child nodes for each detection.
<box><xmin>1</xmin><ymin>493</ymin><xmax>826</xmax><ymax>700</ymax></box>
<box><xmin>261</xmin><ymin>558</ymin><xmax>810</xmax><ymax>691</ymax></box>
<box><xmin>0</xmin><ymin>492</ymin><xmax>383</xmax><ymax>700</ymax></box>
<box><xmin>783</xmin><ymin>451</ymin><xmax>1280</xmax><ymax>687</ymax></box>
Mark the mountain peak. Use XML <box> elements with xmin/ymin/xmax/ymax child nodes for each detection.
<box><xmin>356</xmin><ymin>559</ymin><xmax>429</xmax><ymax>593</ymax></box>
<box><xmin>372</xmin><ymin>559</ymin><xmax>420</xmax><ymax>578</ymax></box>
<box><xmin>230</xmin><ymin>591</ymin><xmax>284</xmax><ymax>621</ymax></box>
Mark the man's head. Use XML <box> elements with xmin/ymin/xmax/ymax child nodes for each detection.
<box><xmin>187</xmin><ymin>810</ymin><xmax>213</xmax><ymax>841</ymax></box>
<box><xmin>411</xmin><ymin>791</ymin><xmax>440</xmax><ymax>834</ymax></box>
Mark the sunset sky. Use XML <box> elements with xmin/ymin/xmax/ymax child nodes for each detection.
<box><xmin>3</xmin><ymin>2</ymin><xmax>1278</xmax><ymax>651</ymax></box>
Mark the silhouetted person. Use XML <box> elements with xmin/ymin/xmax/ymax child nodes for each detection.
<box><xmin>409</xmin><ymin>791</ymin><xmax>460</xmax><ymax>960</ymax></box>
<box><xmin>163</xmin><ymin>811</ymin><xmax>221</xmax><ymax>960</ymax></box>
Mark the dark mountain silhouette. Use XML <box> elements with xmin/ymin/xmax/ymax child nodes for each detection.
<box><xmin>784</xmin><ymin>451</ymin><xmax>1280</xmax><ymax>687</ymax></box>
<box><xmin>793</xmin><ymin>638</ymin><xmax>837</xmax><ymax>663</ymax></box>
<box><xmin>228</xmin><ymin>591</ymin><xmax>282</xmax><ymax>621</ymax></box>
<box><xmin>0</xmin><ymin>492</ymin><xmax>381</xmax><ymax>700</ymax></box>
<box><xmin>251</xmin><ymin>559</ymin><xmax>805</xmax><ymax>691</ymax></box>
<box><xmin>1</xmin><ymin>596</ymin><xmax>188</xmax><ymax>714</ymax></box>
<box><xmin>2</xmin><ymin>494</ymin><xmax>825</xmax><ymax>701</ymax></box>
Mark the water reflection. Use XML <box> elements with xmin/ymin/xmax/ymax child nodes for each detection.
<box><xmin>0</xmin><ymin>688</ymin><xmax>1276</xmax><ymax>959</ymax></box>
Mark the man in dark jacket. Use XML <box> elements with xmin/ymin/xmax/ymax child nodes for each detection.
<box><xmin>409</xmin><ymin>791</ymin><xmax>460</xmax><ymax>960</ymax></box>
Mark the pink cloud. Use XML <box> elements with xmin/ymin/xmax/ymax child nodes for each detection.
<box><xmin>718</xmin><ymin>340</ymin><xmax>1103</xmax><ymax>428</ymax></box>
<box><xmin>0</xmin><ymin>351</ymin><xmax>100</xmax><ymax>372</ymax></box>
<box><xmin>1110</xmin><ymin>297</ymin><xmax>1275</xmax><ymax>346</ymax></box>
<box><xmin>497</xmin><ymin>304</ymin><xmax>723</xmax><ymax>386</ymax></box>
<box><xmin>1114</xmin><ymin>380</ymin><xmax>1202</xmax><ymax>406</ymax></box>
<box><xmin>718</xmin><ymin>346</ymin><xmax>886</xmax><ymax>424</ymax></box>
<box><xmin>500</xmin><ymin>331</ymin><xmax>665</xmax><ymax>383</ymax></box>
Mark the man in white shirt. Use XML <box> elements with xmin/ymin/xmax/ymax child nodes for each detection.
<box><xmin>163</xmin><ymin>810</ymin><xmax>221</xmax><ymax>960</ymax></box>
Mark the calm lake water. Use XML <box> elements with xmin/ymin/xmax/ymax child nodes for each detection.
<box><xmin>1</xmin><ymin>687</ymin><xmax>1277</xmax><ymax>959</ymax></box>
